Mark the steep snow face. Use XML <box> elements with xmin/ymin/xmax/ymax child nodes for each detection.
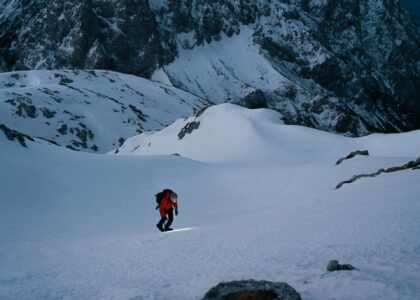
<box><xmin>1</xmin><ymin>105</ymin><xmax>420</xmax><ymax>300</ymax></box>
<box><xmin>157</xmin><ymin>26</ymin><xmax>371</xmax><ymax>137</ymax></box>
<box><xmin>114</xmin><ymin>104</ymin><xmax>420</xmax><ymax>163</ymax></box>
<box><xmin>0</xmin><ymin>70</ymin><xmax>209</xmax><ymax>152</ymax></box>
<box><xmin>160</xmin><ymin>27</ymin><xmax>287</xmax><ymax>102</ymax></box>
<box><xmin>152</xmin><ymin>0</ymin><xmax>420</xmax><ymax>136</ymax></box>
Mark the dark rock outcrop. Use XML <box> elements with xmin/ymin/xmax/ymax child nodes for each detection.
<box><xmin>41</xmin><ymin>107</ymin><xmax>57</xmax><ymax>118</ymax></box>
<box><xmin>57</xmin><ymin>124</ymin><xmax>68</xmax><ymax>135</ymax></box>
<box><xmin>336</xmin><ymin>157</ymin><xmax>420</xmax><ymax>189</ymax></box>
<box><xmin>0</xmin><ymin>0</ymin><xmax>163</xmax><ymax>77</ymax></box>
<box><xmin>0</xmin><ymin>124</ymin><xmax>34</xmax><ymax>148</ymax></box>
<box><xmin>336</xmin><ymin>150</ymin><xmax>369</xmax><ymax>165</ymax></box>
<box><xmin>327</xmin><ymin>260</ymin><xmax>357</xmax><ymax>272</ymax></box>
<box><xmin>201</xmin><ymin>280</ymin><xmax>301</xmax><ymax>300</ymax></box>
<box><xmin>178</xmin><ymin>121</ymin><xmax>200</xmax><ymax>140</ymax></box>
<box><xmin>16</xmin><ymin>103</ymin><xmax>38</xmax><ymax>118</ymax></box>
<box><xmin>242</xmin><ymin>89</ymin><xmax>268</xmax><ymax>109</ymax></box>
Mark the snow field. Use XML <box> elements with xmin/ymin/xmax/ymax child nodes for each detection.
<box><xmin>1</xmin><ymin>104</ymin><xmax>420</xmax><ymax>299</ymax></box>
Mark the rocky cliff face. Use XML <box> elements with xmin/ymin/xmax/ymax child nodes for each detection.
<box><xmin>0</xmin><ymin>0</ymin><xmax>164</xmax><ymax>77</ymax></box>
<box><xmin>0</xmin><ymin>0</ymin><xmax>419</xmax><ymax>136</ymax></box>
<box><xmin>311</xmin><ymin>0</ymin><xmax>420</xmax><ymax>130</ymax></box>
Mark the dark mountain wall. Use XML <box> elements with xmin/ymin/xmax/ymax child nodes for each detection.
<box><xmin>0</xmin><ymin>0</ymin><xmax>164</xmax><ymax>77</ymax></box>
<box><xmin>0</xmin><ymin>0</ymin><xmax>419</xmax><ymax>135</ymax></box>
<box><xmin>399</xmin><ymin>0</ymin><xmax>420</xmax><ymax>21</ymax></box>
<box><xmin>306</xmin><ymin>0</ymin><xmax>420</xmax><ymax>130</ymax></box>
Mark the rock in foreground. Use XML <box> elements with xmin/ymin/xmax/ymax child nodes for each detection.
<box><xmin>201</xmin><ymin>280</ymin><xmax>301</xmax><ymax>300</ymax></box>
<box><xmin>327</xmin><ymin>260</ymin><xmax>358</xmax><ymax>272</ymax></box>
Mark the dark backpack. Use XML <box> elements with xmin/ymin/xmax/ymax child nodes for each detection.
<box><xmin>155</xmin><ymin>189</ymin><xmax>173</xmax><ymax>209</ymax></box>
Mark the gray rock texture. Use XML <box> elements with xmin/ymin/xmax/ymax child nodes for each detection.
<box><xmin>0</xmin><ymin>0</ymin><xmax>163</xmax><ymax>77</ymax></box>
<box><xmin>327</xmin><ymin>260</ymin><xmax>357</xmax><ymax>272</ymax></box>
<box><xmin>336</xmin><ymin>158</ymin><xmax>420</xmax><ymax>189</ymax></box>
<box><xmin>178</xmin><ymin>121</ymin><xmax>200</xmax><ymax>140</ymax></box>
<box><xmin>0</xmin><ymin>123</ymin><xmax>34</xmax><ymax>148</ymax></box>
<box><xmin>242</xmin><ymin>90</ymin><xmax>268</xmax><ymax>109</ymax></box>
<box><xmin>336</xmin><ymin>150</ymin><xmax>369</xmax><ymax>165</ymax></box>
<box><xmin>201</xmin><ymin>280</ymin><xmax>301</xmax><ymax>300</ymax></box>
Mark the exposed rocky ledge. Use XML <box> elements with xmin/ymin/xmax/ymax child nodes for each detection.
<box><xmin>0</xmin><ymin>124</ymin><xmax>34</xmax><ymax>148</ymax></box>
<box><xmin>336</xmin><ymin>158</ymin><xmax>420</xmax><ymax>189</ymax></box>
<box><xmin>201</xmin><ymin>280</ymin><xmax>301</xmax><ymax>300</ymax></box>
<box><xmin>336</xmin><ymin>150</ymin><xmax>369</xmax><ymax>165</ymax></box>
<box><xmin>178</xmin><ymin>121</ymin><xmax>200</xmax><ymax>140</ymax></box>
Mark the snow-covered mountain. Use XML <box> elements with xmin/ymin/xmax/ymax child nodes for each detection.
<box><xmin>1</xmin><ymin>104</ymin><xmax>419</xmax><ymax>299</ymax></box>
<box><xmin>114</xmin><ymin>103</ymin><xmax>420</xmax><ymax>163</ymax></box>
<box><xmin>0</xmin><ymin>0</ymin><xmax>419</xmax><ymax>136</ymax></box>
<box><xmin>0</xmin><ymin>69</ymin><xmax>210</xmax><ymax>152</ymax></box>
<box><xmin>1</xmin><ymin>1</ymin><xmax>419</xmax><ymax>297</ymax></box>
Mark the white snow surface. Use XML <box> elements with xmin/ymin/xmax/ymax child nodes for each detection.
<box><xmin>1</xmin><ymin>104</ymin><xmax>420</xmax><ymax>300</ymax></box>
<box><xmin>163</xmin><ymin>26</ymin><xmax>289</xmax><ymax>103</ymax></box>
<box><xmin>115</xmin><ymin>104</ymin><xmax>420</xmax><ymax>163</ymax></box>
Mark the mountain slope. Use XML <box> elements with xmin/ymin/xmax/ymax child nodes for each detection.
<box><xmin>1</xmin><ymin>105</ymin><xmax>420</xmax><ymax>299</ymax></box>
<box><xmin>1</xmin><ymin>0</ymin><xmax>418</xmax><ymax>136</ymax></box>
<box><xmin>152</xmin><ymin>0</ymin><xmax>419</xmax><ymax>135</ymax></box>
<box><xmin>0</xmin><ymin>0</ymin><xmax>165</xmax><ymax>77</ymax></box>
<box><xmin>115</xmin><ymin>103</ymin><xmax>420</xmax><ymax>162</ymax></box>
<box><xmin>0</xmin><ymin>69</ymin><xmax>210</xmax><ymax>152</ymax></box>
<box><xmin>153</xmin><ymin>26</ymin><xmax>371</xmax><ymax>136</ymax></box>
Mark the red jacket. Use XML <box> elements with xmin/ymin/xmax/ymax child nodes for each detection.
<box><xmin>159</xmin><ymin>191</ymin><xmax>178</xmax><ymax>218</ymax></box>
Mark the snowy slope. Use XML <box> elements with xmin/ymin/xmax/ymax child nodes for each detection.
<box><xmin>153</xmin><ymin>26</ymin><xmax>371</xmax><ymax>137</ymax></box>
<box><xmin>115</xmin><ymin>104</ymin><xmax>420</xmax><ymax>163</ymax></box>
<box><xmin>0</xmin><ymin>70</ymin><xmax>210</xmax><ymax>152</ymax></box>
<box><xmin>157</xmin><ymin>27</ymin><xmax>288</xmax><ymax>102</ymax></box>
<box><xmin>1</xmin><ymin>104</ymin><xmax>420</xmax><ymax>300</ymax></box>
<box><xmin>149</xmin><ymin>0</ymin><xmax>420</xmax><ymax>136</ymax></box>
